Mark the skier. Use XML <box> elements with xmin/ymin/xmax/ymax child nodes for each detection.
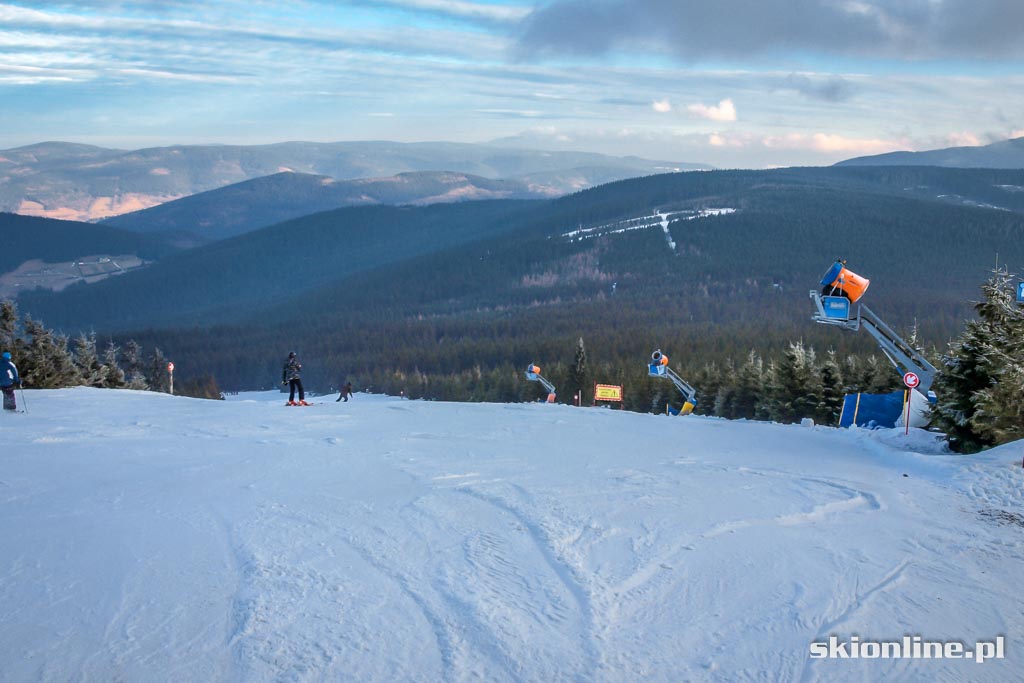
<box><xmin>336</xmin><ymin>381</ymin><xmax>353</xmax><ymax>402</ymax></box>
<box><xmin>282</xmin><ymin>351</ymin><xmax>308</xmax><ymax>406</ymax></box>
<box><xmin>0</xmin><ymin>351</ymin><xmax>20</xmax><ymax>411</ymax></box>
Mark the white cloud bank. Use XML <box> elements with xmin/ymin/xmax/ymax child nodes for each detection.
<box><xmin>686</xmin><ymin>98</ymin><xmax>736</xmax><ymax>122</ymax></box>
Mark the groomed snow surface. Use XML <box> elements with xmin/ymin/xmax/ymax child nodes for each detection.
<box><xmin>2</xmin><ymin>388</ymin><xmax>1022</xmax><ymax>682</ymax></box>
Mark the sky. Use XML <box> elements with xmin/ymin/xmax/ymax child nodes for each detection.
<box><xmin>1</xmin><ymin>0</ymin><xmax>1023</xmax><ymax>167</ymax></box>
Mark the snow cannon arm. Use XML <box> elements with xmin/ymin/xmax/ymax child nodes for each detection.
<box><xmin>525</xmin><ymin>363</ymin><xmax>557</xmax><ymax>400</ymax></box>
<box><xmin>647</xmin><ymin>350</ymin><xmax>698</xmax><ymax>413</ymax></box>
<box><xmin>858</xmin><ymin>305</ymin><xmax>938</xmax><ymax>394</ymax></box>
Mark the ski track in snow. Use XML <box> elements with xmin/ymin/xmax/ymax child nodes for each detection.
<box><xmin>0</xmin><ymin>388</ymin><xmax>1022</xmax><ymax>682</ymax></box>
<box><xmin>558</xmin><ymin>207</ymin><xmax>735</xmax><ymax>251</ymax></box>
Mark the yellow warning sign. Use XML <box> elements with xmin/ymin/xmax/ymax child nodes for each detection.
<box><xmin>594</xmin><ymin>384</ymin><xmax>623</xmax><ymax>402</ymax></box>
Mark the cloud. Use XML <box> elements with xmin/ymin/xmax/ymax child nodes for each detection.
<box><xmin>651</xmin><ymin>98</ymin><xmax>671</xmax><ymax>113</ymax></box>
<box><xmin>782</xmin><ymin>73</ymin><xmax>855</xmax><ymax>102</ymax></box>
<box><xmin>474</xmin><ymin>108</ymin><xmax>544</xmax><ymax>118</ymax></box>
<box><xmin>352</xmin><ymin>0</ymin><xmax>531</xmax><ymax>24</ymax></box>
<box><xmin>761</xmin><ymin>132</ymin><xmax>904</xmax><ymax>155</ymax></box>
<box><xmin>708</xmin><ymin>132</ymin><xmax>747</xmax><ymax>147</ymax></box>
<box><xmin>516</xmin><ymin>0</ymin><xmax>1024</xmax><ymax>62</ymax></box>
<box><xmin>946</xmin><ymin>131</ymin><xmax>982</xmax><ymax>147</ymax></box>
<box><xmin>686</xmin><ymin>99</ymin><xmax>736</xmax><ymax>122</ymax></box>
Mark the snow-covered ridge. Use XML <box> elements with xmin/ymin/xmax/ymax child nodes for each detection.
<box><xmin>560</xmin><ymin>207</ymin><xmax>737</xmax><ymax>249</ymax></box>
<box><xmin>1</xmin><ymin>388</ymin><xmax>1021</xmax><ymax>682</ymax></box>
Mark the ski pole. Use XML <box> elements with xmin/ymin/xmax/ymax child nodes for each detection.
<box><xmin>19</xmin><ymin>384</ymin><xmax>27</xmax><ymax>413</ymax></box>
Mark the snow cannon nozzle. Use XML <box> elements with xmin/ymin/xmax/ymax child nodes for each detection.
<box><xmin>819</xmin><ymin>260</ymin><xmax>870</xmax><ymax>303</ymax></box>
<box><xmin>527</xmin><ymin>363</ymin><xmax>540</xmax><ymax>375</ymax></box>
<box><xmin>651</xmin><ymin>350</ymin><xmax>668</xmax><ymax>366</ymax></box>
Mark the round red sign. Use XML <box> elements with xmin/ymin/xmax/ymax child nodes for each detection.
<box><xmin>903</xmin><ymin>372</ymin><xmax>919</xmax><ymax>388</ymax></box>
<box><xmin>167</xmin><ymin>362</ymin><xmax>175</xmax><ymax>373</ymax></box>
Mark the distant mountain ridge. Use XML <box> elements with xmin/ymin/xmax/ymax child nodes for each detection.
<box><xmin>0</xmin><ymin>141</ymin><xmax>704</xmax><ymax>222</ymax></box>
<box><xmin>837</xmin><ymin>137</ymin><xmax>1024</xmax><ymax>168</ymax></box>
<box><xmin>104</xmin><ymin>171</ymin><xmax>545</xmax><ymax>240</ymax></box>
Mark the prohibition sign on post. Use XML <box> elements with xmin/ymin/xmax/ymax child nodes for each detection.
<box><xmin>903</xmin><ymin>371</ymin><xmax>920</xmax><ymax>389</ymax></box>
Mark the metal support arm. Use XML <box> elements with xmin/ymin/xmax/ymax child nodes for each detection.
<box><xmin>858</xmin><ymin>305</ymin><xmax>937</xmax><ymax>393</ymax></box>
<box><xmin>653</xmin><ymin>365</ymin><xmax>698</xmax><ymax>405</ymax></box>
<box><xmin>810</xmin><ymin>290</ymin><xmax>937</xmax><ymax>394</ymax></box>
<box><xmin>527</xmin><ymin>372</ymin><xmax>556</xmax><ymax>395</ymax></box>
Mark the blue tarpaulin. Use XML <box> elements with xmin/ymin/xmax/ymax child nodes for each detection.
<box><xmin>838</xmin><ymin>391</ymin><xmax>906</xmax><ymax>429</ymax></box>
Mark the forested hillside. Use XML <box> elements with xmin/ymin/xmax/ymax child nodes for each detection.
<box><xmin>20</xmin><ymin>200</ymin><xmax>542</xmax><ymax>330</ymax></box>
<box><xmin>17</xmin><ymin>166</ymin><xmax>1024</xmax><ymax>412</ymax></box>
<box><xmin>0</xmin><ymin>213</ymin><xmax>174</xmax><ymax>273</ymax></box>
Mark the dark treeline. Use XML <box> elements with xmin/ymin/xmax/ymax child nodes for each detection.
<box><xmin>0</xmin><ymin>301</ymin><xmax>222</xmax><ymax>400</ymax></box>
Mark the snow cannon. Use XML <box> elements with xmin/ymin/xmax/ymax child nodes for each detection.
<box><xmin>820</xmin><ymin>260</ymin><xmax>870</xmax><ymax>303</ymax></box>
<box><xmin>525</xmin><ymin>363</ymin><xmax>556</xmax><ymax>403</ymax></box>
<box><xmin>647</xmin><ymin>349</ymin><xmax>698</xmax><ymax>416</ymax></box>
<box><xmin>651</xmin><ymin>350</ymin><xmax>669</xmax><ymax>366</ymax></box>
<box><xmin>810</xmin><ymin>261</ymin><xmax>938</xmax><ymax>397</ymax></box>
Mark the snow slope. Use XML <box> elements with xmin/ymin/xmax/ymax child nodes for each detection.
<box><xmin>1</xmin><ymin>388</ymin><xmax>1022</xmax><ymax>682</ymax></box>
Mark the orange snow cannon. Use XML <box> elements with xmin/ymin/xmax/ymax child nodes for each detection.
<box><xmin>820</xmin><ymin>260</ymin><xmax>870</xmax><ymax>303</ymax></box>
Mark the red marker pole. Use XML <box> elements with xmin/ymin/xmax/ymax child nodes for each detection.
<box><xmin>902</xmin><ymin>372</ymin><xmax>919</xmax><ymax>435</ymax></box>
<box><xmin>168</xmin><ymin>361</ymin><xmax>175</xmax><ymax>395</ymax></box>
<box><xmin>905</xmin><ymin>390</ymin><xmax>910</xmax><ymax>436</ymax></box>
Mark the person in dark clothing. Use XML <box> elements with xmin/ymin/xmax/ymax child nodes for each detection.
<box><xmin>336</xmin><ymin>381</ymin><xmax>353</xmax><ymax>402</ymax></box>
<box><xmin>0</xmin><ymin>351</ymin><xmax>20</xmax><ymax>411</ymax></box>
<box><xmin>282</xmin><ymin>351</ymin><xmax>308</xmax><ymax>406</ymax></box>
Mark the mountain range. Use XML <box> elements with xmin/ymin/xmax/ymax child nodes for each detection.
<box><xmin>103</xmin><ymin>171</ymin><xmax>544</xmax><ymax>241</ymax></box>
<box><xmin>837</xmin><ymin>136</ymin><xmax>1024</xmax><ymax>168</ymax></box>
<box><xmin>0</xmin><ymin>141</ymin><xmax>702</xmax><ymax>222</ymax></box>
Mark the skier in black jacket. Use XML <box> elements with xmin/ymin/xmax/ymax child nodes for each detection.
<box><xmin>282</xmin><ymin>352</ymin><xmax>308</xmax><ymax>406</ymax></box>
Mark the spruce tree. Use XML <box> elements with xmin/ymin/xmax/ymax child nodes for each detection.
<box><xmin>73</xmin><ymin>334</ymin><xmax>106</xmax><ymax>387</ymax></box>
<box><xmin>931</xmin><ymin>268</ymin><xmax>1020</xmax><ymax>452</ymax></box>
<box><xmin>690</xmin><ymin>360</ymin><xmax>720</xmax><ymax>416</ymax></box>
<box><xmin>764</xmin><ymin>341</ymin><xmax>821</xmax><ymax>423</ymax></box>
<box><xmin>123</xmin><ymin>340</ymin><xmax>149</xmax><ymax>390</ymax></box>
<box><xmin>571</xmin><ymin>337</ymin><xmax>587</xmax><ymax>405</ymax></box>
<box><xmin>102</xmin><ymin>341</ymin><xmax>126</xmax><ymax>389</ymax></box>
<box><xmin>51</xmin><ymin>334</ymin><xmax>82</xmax><ymax>387</ymax></box>
<box><xmin>817</xmin><ymin>349</ymin><xmax>845</xmax><ymax>426</ymax></box>
<box><xmin>147</xmin><ymin>347</ymin><xmax>171</xmax><ymax>393</ymax></box>
<box><xmin>731</xmin><ymin>351</ymin><xmax>764</xmax><ymax>420</ymax></box>
<box><xmin>12</xmin><ymin>317</ymin><xmax>79</xmax><ymax>388</ymax></box>
<box><xmin>20</xmin><ymin>317</ymin><xmax>53</xmax><ymax>387</ymax></box>
<box><xmin>0</xmin><ymin>301</ymin><xmax>18</xmax><ymax>359</ymax></box>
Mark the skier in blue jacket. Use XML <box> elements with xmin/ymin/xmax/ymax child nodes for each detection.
<box><xmin>0</xmin><ymin>351</ymin><xmax>20</xmax><ymax>411</ymax></box>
